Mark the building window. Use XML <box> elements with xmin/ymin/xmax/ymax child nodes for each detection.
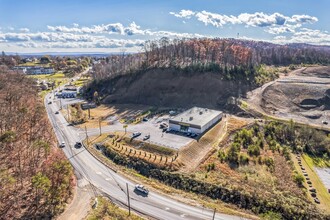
<box><xmin>180</xmin><ymin>125</ymin><xmax>189</xmax><ymax>132</ymax></box>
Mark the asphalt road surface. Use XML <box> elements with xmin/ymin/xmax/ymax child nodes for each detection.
<box><xmin>45</xmin><ymin>92</ymin><xmax>246</xmax><ymax>220</ymax></box>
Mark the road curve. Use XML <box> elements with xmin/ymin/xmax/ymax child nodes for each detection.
<box><xmin>44</xmin><ymin>88</ymin><xmax>246</xmax><ymax>220</ymax></box>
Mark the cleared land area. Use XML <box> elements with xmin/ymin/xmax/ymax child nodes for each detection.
<box><xmin>246</xmin><ymin>66</ymin><xmax>330</xmax><ymax>127</ymax></box>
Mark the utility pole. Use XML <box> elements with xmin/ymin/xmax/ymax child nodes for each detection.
<box><xmin>123</xmin><ymin>124</ymin><xmax>128</xmax><ymax>134</ymax></box>
<box><xmin>126</xmin><ymin>183</ymin><xmax>131</xmax><ymax>216</ymax></box>
<box><xmin>67</xmin><ymin>105</ymin><xmax>70</xmax><ymax>122</ymax></box>
<box><xmin>59</xmin><ymin>98</ymin><xmax>62</xmax><ymax>110</ymax></box>
<box><xmin>212</xmin><ymin>208</ymin><xmax>216</xmax><ymax>220</ymax></box>
<box><xmin>99</xmin><ymin>118</ymin><xmax>102</xmax><ymax>136</ymax></box>
<box><xmin>85</xmin><ymin>125</ymin><xmax>89</xmax><ymax>145</ymax></box>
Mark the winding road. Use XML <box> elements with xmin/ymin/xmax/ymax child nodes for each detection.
<box><xmin>45</xmin><ymin>86</ymin><xmax>246</xmax><ymax>219</ymax></box>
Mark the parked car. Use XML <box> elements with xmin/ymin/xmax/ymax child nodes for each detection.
<box><xmin>314</xmin><ymin>198</ymin><xmax>320</xmax><ymax>204</ymax></box>
<box><xmin>55</xmin><ymin>111</ymin><xmax>59</xmax><ymax>114</ymax></box>
<box><xmin>132</xmin><ymin>132</ymin><xmax>141</xmax><ymax>138</ymax></box>
<box><xmin>134</xmin><ymin>184</ymin><xmax>149</xmax><ymax>195</ymax></box>
<box><xmin>190</xmin><ymin>133</ymin><xmax>197</xmax><ymax>138</ymax></box>
<box><xmin>322</xmin><ymin>121</ymin><xmax>328</xmax><ymax>125</ymax></box>
<box><xmin>59</xmin><ymin>142</ymin><xmax>65</xmax><ymax>148</ymax></box>
<box><xmin>309</xmin><ymin>188</ymin><xmax>316</xmax><ymax>193</ymax></box>
<box><xmin>143</xmin><ymin>134</ymin><xmax>150</xmax><ymax>141</ymax></box>
<box><xmin>75</xmin><ymin>142</ymin><xmax>82</xmax><ymax>148</ymax></box>
<box><xmin>48</xmin><ymin>101</ymin><xmax>52</xmax><ymax>104</ymax></box>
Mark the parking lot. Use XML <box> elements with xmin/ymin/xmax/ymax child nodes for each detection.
<box><xmin>121</xmin><ymin>115</ymin><xmax>194</xmax><ymax>150</ymax></box>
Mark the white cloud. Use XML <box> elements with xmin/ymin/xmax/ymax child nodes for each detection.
<box><xmin>46</xmin><ymin>21</ymin><xmax>208</xmax><ymax>39</ymax></box>
<box><xmin>266</xmin><ymin>25</ymin><xmax>297</xmax><ymax>34</ymax></box>
<box><xmin>289</xmin><ymin>15</ymin><xmax>318</xmax><ymax>24</ymax></box>
<box><xmin>170</xmin><ymin>10</ymin><xmax>195</xmax><ymax>18</ymax></box>
<box><xmin>14</xmin><ymin>38</ymin><xmax>144</xmax><ymax>49</ymax></box>
<box><xmin>124</xmin><ymin>22</ymin><xmax>145</xmax><ymax>35</ymax></box>
<box><xmin>194</xmin><ymin>11</ymin><xmax>239</xmax><ymax>27</ymax></box>
<box><xmin>47</xmin><ymin>23</ymin><xmax>126</xmax><ymax>34</ymax></box>
<box><xmin>19</xmin><ymin>28</ymin><xmax>30</xmax><ymax>32</ymax></box>
<box><xmin>170</xmin><ymin>10</ymin><xmax>318</xmax><ymax>28</ymax></box>
<box><xmin>273</xmin><ymin>28</ymin><xmax>330</xmax><ymax>45</ymax></box>
<box><xmin>238</xmin><ymin>12</ymin><xmax>287</xmax><ymax>27</ymax></box>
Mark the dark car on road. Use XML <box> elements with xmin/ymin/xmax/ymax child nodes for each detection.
<box><xmin>134</xmin><ymin>184</ymin><xmax>149</xmax><ymax>195</ymax></box>
<box><xmin>75</xmin><ymin>142</ymin><xmax>82</xmax><ymax>148</ymax></box>
<box><xmin>132</xmin><ymin>132</ymin><xmax>141</xmax><ymax>138</ymax></box>
<box><xmin>143</xmin><ymin>134</ymin><xmax>150</xmax><ymax>141</ymax></box>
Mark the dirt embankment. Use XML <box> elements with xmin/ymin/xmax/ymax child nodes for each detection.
<box><xmin>89</xmin><ymin>69</ymin><xmax>254</xmax><ymax>110</ymax></box>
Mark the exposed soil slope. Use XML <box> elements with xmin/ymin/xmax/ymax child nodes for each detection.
<box><xmin>92</xmin><ymin>69</ymin><xmax>253</xmax><ymax>109</ymax></box>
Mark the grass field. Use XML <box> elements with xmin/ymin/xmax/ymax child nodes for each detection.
<box><xmin>73</xmin><ymin>77</ymin><xmax>90</xmax><ymax>87</ymax></box>
<box><xmin>19</xmin><ymin>62</ymin><xmax>50</xmax><ymax>67</ymax></box>
<box><xmin>29</xmin><ymin>72</ymin><xmax>66</xmax><ymax>79</ymax></box>
<box><xmin>28</xmin><ymin>72</ymin><xmax>68</xmax><ymax>98</ymax></box>
<box><xmin>292</xmin><ymin>153</ymin><xmax>330</xmax><ymax>214</ymax></box>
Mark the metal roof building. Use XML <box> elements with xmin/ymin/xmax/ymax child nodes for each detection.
<box><xmin>169</xmin><ymin>107</ymin><xmax>222</xmax><ymax>134</ymax></box>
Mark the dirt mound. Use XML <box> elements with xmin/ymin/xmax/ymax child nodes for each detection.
<box><xmin>299</xmin><ymin>66</ymin><xmax>330</xmax><ymax>78</ymax></box>
<box><xmin>98</xmin><ymin>69</ymin><xmax>253</xmax><ymax>110</ymax></box>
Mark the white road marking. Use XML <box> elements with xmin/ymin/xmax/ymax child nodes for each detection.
<box><xmin>165</xmin><ymin>207</ymin><xmax>170</xmax><ymax>210</ymax></box>
<box><xmin>180</xmin><ymin>214</ymin><xmax>186</xmax><ymax>218</ymax></box>
<box><xmin>96</xmin><ymin>171</ymin><xmax>102</xmax><ymax>175</ymax></box>
<box><xmin>105</xmin><ymin>178</ymin><xmax>111</xmax><ymax>181</ymax></box>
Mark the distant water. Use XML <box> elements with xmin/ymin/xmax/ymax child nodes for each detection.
<box><xmin>315</xmin><ymin>168</ymin><xmax>330</xmax><ymax>189</ymax></box>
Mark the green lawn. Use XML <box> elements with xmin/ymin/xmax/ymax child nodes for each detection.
<box><xmin>73</xmin><ymin>77</ymin><xmax>89</xmax><ymax>87</ymax></box>
<box><xmin>29</xmin><ymin>72</ymin><xmax>68</xmax><ymax>98</ymax></box>
<box><xmin>19</xmin><ymin>62</ymin><xmax>50</xmax><ymax>67</ymax></box>
<box><xmin>29</xmin><ymin>72</ymin><xmax>65</xmax><ymax>79</ymax></box>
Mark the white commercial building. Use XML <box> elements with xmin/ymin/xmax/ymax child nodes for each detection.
<box><xmin>169</xmin><ymin>107</ymin><xmax>222</xmax><ymax>134</ymax></box>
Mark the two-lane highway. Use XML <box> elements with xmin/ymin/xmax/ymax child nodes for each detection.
<box><xmin>45</xmin><ymin>92</ymin><xmax>246</xmax><ymax>220</ymax></box>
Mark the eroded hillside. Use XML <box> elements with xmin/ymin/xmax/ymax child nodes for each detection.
<box><xmin>86</xmin><ymin>68</ymin><xmax>255</xmax><ymax>109</ymax></box>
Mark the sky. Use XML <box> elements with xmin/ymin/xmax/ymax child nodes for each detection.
<box><xmin>0</xmin><ymin>0</ymin><xmax>329</xmax><ymax>53</ymax></box>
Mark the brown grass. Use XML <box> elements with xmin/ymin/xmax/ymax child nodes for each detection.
<box><xmin>77</xmin><ymin>104</ymin><xmax>151</xmax><ymax>129</ymax></box>
<box><xmin>175</xmin><ymin>117</ymin><xmax>227</xmax><ymax>172</ymax></box>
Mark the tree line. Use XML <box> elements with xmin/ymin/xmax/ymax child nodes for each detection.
<box><xmin>0</xmin><ymin>65</ymin><xmax>74</xmax><ymax>219</ymax></box>
<box><xmin>90</xmin><ymin>38</ymin><xmax>330</xmax><ymax>81</ymax></box>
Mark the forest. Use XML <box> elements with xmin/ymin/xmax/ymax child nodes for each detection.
<box><xmin>0</xmin><ymin>65</ymin><xmax>74</xmax><ymax>219</ymax></box>
<box><xmin>90</xmin><ymin>38</ymin><xmax>330</xmax><ymax>81</ymax></box>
